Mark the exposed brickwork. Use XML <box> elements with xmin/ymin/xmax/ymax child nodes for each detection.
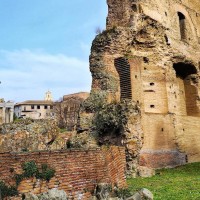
<box><xmin>81</xmin><ymin>0</ymin><xmax>200</xmax><ymax>170</ymax></box>
<box><xmin>0</xmin><ymin>146</ymin><xmax>126</xmax><ymax>199</ymax></box>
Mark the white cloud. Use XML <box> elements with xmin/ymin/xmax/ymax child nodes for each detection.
<box><xmin>0</xmin><ymin>49</ymin><xmax>91</xmax><ymax>102</ymax></box>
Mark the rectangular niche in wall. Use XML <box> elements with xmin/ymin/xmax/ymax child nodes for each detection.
<box><xmin>114</xmin><ymin>57</ymin><xmax>132</xmax><ymax>100</ymax></box>
<box><xmin>178</xmin><ymin>12</ymin><xmax>186</xmax><ymax>41</ymax></box>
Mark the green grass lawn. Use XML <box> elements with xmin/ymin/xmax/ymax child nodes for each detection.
<box><xmin>127</xmin><ymin>163</ymin><xmax>200</xmax><ymax>200</ymax></box>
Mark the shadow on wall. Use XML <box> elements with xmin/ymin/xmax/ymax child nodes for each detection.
<box><xmin>173</xmin><ymin>62</ymin><xmax>199</xmax><ymax>116</ymax></box>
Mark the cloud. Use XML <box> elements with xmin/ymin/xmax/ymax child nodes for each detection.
<box><xmin>0</xmin><ymin>49</ymin><xmax>91</xmax><ymax>102</ymax></box>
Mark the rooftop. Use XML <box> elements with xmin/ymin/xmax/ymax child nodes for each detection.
<box><xmin>15</xmin><ymin>100</ymin><xmax>53</xmax><ymax>106</ymax></box>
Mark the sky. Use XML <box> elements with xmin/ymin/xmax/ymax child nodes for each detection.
<box><xmin>0</xmin><ymin>0</ymin><xmax>107</xmax><ymax>102</ymax></box>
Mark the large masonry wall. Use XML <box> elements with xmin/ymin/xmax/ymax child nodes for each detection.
<box><xmin>175</xmin><ymin>116</ymin><xmax>200</xmax><ymax>163</ymax></box>
<box><xmin>140</xmin><ymin>114</ymin><xmax>200</xmax><ymax>168</ymax></box>
<box><xmin>88</xmin><ymin>0</ymin><xmax>200</xmax><ymax>169</ymax></box>
<box><xmin>139</xmin><ymin>114</ymin><xmax>186</xmax><ymax>168</ymax></box>
<box><xmin>0</xmin><ymin>146</ymin><xmax>126</xmax><ymax>199</ymax></box>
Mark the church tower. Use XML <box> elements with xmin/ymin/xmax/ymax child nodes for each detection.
<box><xmin>44</xmin><ymin>91</ymin><xmax>53</xmax><ymax>101</ymax></box>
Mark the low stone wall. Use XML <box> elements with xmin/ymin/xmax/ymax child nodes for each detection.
<box><xmin>0</xmin><ymin>146</ymin><xmax>126</xmax><ymax>200</ymax></box>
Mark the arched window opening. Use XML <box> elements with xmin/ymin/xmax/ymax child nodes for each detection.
<box><xmin>114</xmin><ymin>57</ymin><xmax>132</xmax><ymax>100</ymax></box>
<box><xmin>178</xmin><ymin>12</ymin><xmax>186</xmax><ymax>41</ymax></box>
<box><xmin>173</xmin><ymin>62</ymin><xmax>197</xmax><ymax>79</ymax></box>
<box><xmin>173</xmin><ymin>62</ymin><xmax>198</xmax><ymax>116</ymax></box>
<box><xmin>131</xmin><ymin>4</ymin><xmax>137</xmax><ymax>12</ymax></box>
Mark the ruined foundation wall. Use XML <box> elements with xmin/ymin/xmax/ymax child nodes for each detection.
<box><xmin>0</xmin><ymin>146</ymin><xmax>126</xmax><ymax>199</ymax></box>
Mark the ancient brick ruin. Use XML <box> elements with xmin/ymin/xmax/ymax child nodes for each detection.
<box><xmin>1</xmin><ymin>0</ymin><xmax>200</xmax><ymax>198</ymax></box>
<box><xmin>84</xmin><ymin>0</ymin><xmax>200</xmax><ymax>169</ymax></box>
<box><xmin>0</xmin><ymin>147</ymin><xmax>126</xmax><ymax>199</ymax></box>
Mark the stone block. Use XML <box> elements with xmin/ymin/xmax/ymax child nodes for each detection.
<box><xmin>138</xmin><ymin>166</ymin><xmax>155</xmax><ymax>177</ymax></box>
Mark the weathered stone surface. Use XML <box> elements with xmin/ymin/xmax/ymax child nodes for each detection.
<box><xmin>25</xmin><ymin>189</ymin><xmax>68</xmax><ymax>200</ymax></box>
<box><xmin>138</xmin><ymin>166</ymin><xmax>155</xmax><ymax>178</ymax></box>
<box><xmin>139</xmin><ymin>188</ymin><xmax>153</xmax><ymax>200</ymax></box>
<box><xmin>78</xmin><ymin>0</ymin><xmax>200</xmax><ymax>170</ymax></box>
<box><xmin>0</xmin><ymin>119</ymin><xmax>59</xmax><ymax>152</ymax></box>
<box><xmin>24</xmin><ymin>193</ymin><xmax>39</xmax><ymax>200</ymax></box>
<box><xmin>126</xmin><ymin>192</ymin><xmax>141</xmax><ymax>200</ymax></box>
<box><xmin>95</xmin><ymin>183</ymin><xmax>112</xmax><ymax>200</ymax></box>
<box><xmin>126</xmin><ymin>188</ymin><xmax>153</xmax><ymax>200</ymax></box>
<box><xmin>89</xmin><ymin>196</ymin><xmax>97</xmax><ymax>200</ymax></box>
<box><xmin>38</xmin><ymin>189</ymin><xmax>68</xmax><ymax>200</ymax></box>
<box><xmin>54</xmin><ymin>92</ymin><xmax>89</xmax><ymax>130</ymax></box>
<box><xmin>67</xmin><ymin>131</ymin><xmax>98</xmax><ymax>149</ymax></box>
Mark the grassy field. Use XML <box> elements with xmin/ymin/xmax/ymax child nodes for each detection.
<box><xmin>127</xmin><ymin>163</ymin><xmax>200</xmax><ymax>200</ymax></box>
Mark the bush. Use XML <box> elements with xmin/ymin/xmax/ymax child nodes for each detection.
<box><xmin>15</xmin><ymin>161</ymin><xmax>55</xmax><ymax>185</ymax></box>
<box><xmin>0</xmin><ymin>181</ymin><xmax>18</xmax><ymax>198</ymax></box>
<box><xmin>94</xmin><ymin>102</ymin><xmax>124</xmax><ymax>135</ymax></box>
<box><xmin>82</xmin><ymin>91</ymin><xmax>107</xmax><ymax>113</ymax></box>
<box><xmin>14</xmin><ymin>174</ymin><xmax>24</xmax><ymax>186</ymax></box>
<box><xmin>93</xmin><ymin>100</ymin><xmax>139</xmax><ymax>136</ymax></box>
<box><xmin>36</xmin><ymin>164</ymin><xmax>55</xmax><ymax>182</ymax></box>
<box><xmin>22</xmin><ymin>161</ymin><xmax>38</xmax><ymax>178</ymax></box>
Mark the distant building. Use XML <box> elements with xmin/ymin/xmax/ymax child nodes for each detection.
<box><xmin>63</xmin><ymin>92</ymin><xmax>89</xmax><ymax>101</ymax></box>
<box><xmin>0</xmin><ymin>99</ymin><xmax>14</xmax><ymax>124</ymax></box>
<box><xmin>14</xmin><ymin>91</ymin><xmax>54</xmax><ymax>119</ymax></box>
<box><xmin>54</xmin><ymin>92</ymin><xmax>89</xmax><ymax>130</ymax></box>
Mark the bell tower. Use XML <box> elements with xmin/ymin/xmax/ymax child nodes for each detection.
<box><xmin>44</xmin><ymin>91</ymin><xmax>53</xmax><ymax>101</ymax></box>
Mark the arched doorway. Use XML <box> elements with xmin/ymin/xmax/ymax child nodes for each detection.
<box><xmin>173</xmin><ymin>62</ymin><xmax>198</xmax><ymax>116</ymax></box>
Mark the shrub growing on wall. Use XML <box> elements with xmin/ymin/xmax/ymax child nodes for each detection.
<box><xmin>82</xmin><ymin>90</ymin><xmax>107</xmax><ymax>113</ymax></box>
<box><xmin>0</xmin><ymin>181</ymin><xmax>18</xmax><ymax>198</ymax></box>
<box><xmin>15</xmin><ymin>161</ymin><xmax>55</xmax><ymax>186</ymax></box>
<box><xmin>93</xmin><ymin>100</ymin><xmax>140</xmax><ymax>136</ymax></box>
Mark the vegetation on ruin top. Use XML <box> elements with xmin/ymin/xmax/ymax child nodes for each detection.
<box><xmin>128</xmin><ymin>162</ymin><xmax>200</xmax><ymax>200</ymax></box>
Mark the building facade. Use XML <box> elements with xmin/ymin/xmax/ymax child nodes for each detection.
<box><xmin>14</xmin><ymin>91</ymin><xmax>54</xmax><ymax>119</ymax></box>
<box><xmin>14</xmin><ymin>100</ymin><xmax>54</xmax><ymax>119</ymax></box>
<box><xmin>0</xmin><ymin>99</ymin><xmax>14</xmax><ymax>124</ymax></box>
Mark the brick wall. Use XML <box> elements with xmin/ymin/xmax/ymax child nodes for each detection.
<box><xmin>0</xmin><ymin>146</ymin><xmax>126</xmax><ymax>200</ymax></box>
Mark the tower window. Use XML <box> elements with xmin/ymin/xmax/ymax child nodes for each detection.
<box><xmin>131</xmin><ymin>4</ymin><xmax>137</xmax><ymax>12</ymax></box>
<box><xmin>114</xmin><ymin>57</ymin><xmax>132</xmax><ymax>100</ymax></box>
<box><xmin>178</xmin><ymin>12</ymin><xmax>186</xmax><ymax>40</ymax></box>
